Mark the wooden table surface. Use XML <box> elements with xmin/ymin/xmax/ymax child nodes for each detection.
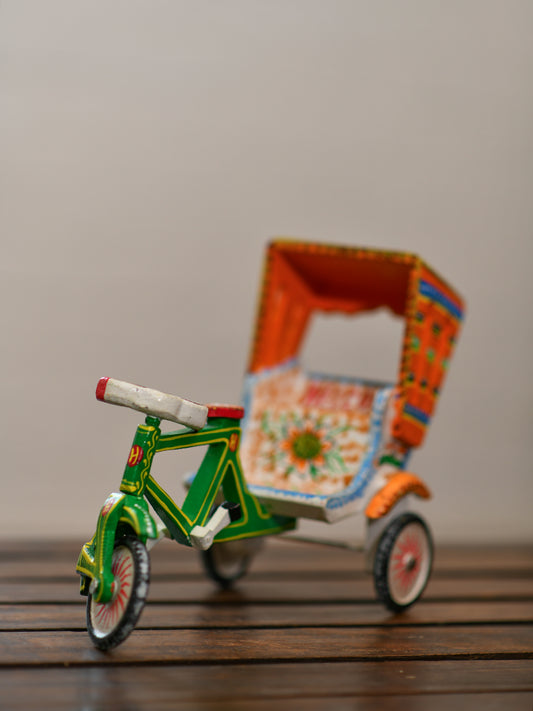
<box><xmin>0</xmin><ymin>537</ymin><xmax>532</xmax><ymax>710</ymax></box>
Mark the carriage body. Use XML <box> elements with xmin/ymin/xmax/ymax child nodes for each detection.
<box><xmin>238</xmin><ymin>240</ymin><xmax>464</xmax><ymax>524</ymax></box>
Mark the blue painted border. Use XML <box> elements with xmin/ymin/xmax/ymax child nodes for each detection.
<box><xmin>244</xmin><ymin>385</ymin><xmax>393</xmax><ymax>509</ymax></box>
<box><xmin>403</xmin><ymin>402</ymin><xmax>430</xmax><ymax>425</ymax></box>
<box><xmin>419</xmin><ymin>280</ymin><xmax>463</xmax><ymax>320</ymax></box>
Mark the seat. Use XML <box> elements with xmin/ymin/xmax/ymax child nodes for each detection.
<box><xmin>240</xmin><ymin>363</ymin><xmax>394</xmax><ymax>522</ymax></box>
<box><xmin>207</xmin><ymin>404</ymin><xmax>245</xmax><ymax>420</ymax></box>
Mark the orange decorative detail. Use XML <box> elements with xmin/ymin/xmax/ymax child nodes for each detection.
<box><xmin>248</xmin><ymin>241</ymin><xmax>416</xmax><ymax>374</ymax></box>
<box><xmin>247</xmin><ymin>240</ymin><xmax>464</xmax><ymax>451</ymax></box>
<box><xmin>365</xmin><ymin>472</ymin><xmax>431</xmax><ymax>519</ymax></box>
<box><xmin>228</xmin><ymin>433</ymin><xmax>239</xmax><ymax>452</ymax></box>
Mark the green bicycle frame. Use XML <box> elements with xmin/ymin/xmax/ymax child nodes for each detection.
<box><xmin>77</xmin><ymin>414</ymin><xmax>295</xmax><ymax>603</ymax></box>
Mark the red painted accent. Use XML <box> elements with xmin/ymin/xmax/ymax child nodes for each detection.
<box><xmin>101</xmin><ymin>499</ymin><xmax>114</xmax><ymax>517</ymax></box>
<box><xmin>127</xmin><ymin>445</ymin><xmax>144</xmax><ymax>467</ymax></box>
<box><xmin>96</xmin><ymin>377</ymin><xmax>110</xmax><ymax>401</ymax></box>
<box><xmin>207</xmin><ymin>404</ymin><xmax>245</xmax><ymax>420</ymax></box>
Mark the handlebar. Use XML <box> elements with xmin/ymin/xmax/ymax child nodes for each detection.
<box><xmin>96</xmin><ymin>377</ymin><xmax>208</xmax><ymax>430</ymax></box>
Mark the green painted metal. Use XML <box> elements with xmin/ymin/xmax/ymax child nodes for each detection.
<box><xmin>120</xmin><ymin>416</ymin><xmax>160</xmax><ymax>495</ymax></box>
<box><xmin>76</xmin><ymin>492</ymin><xmax>158</xmax><ymax>603</ymax></box>
<box><xmin>77</xmin><ymin>414</ymin><xmax>295</xmax><ymax>603</ymax></box>
<box><xmin>146</xmin><ymin>418</ymin><xmax>295</xmax><ymax>544</ymax></box>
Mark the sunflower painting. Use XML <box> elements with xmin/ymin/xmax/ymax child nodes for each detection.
<box><xmin>241</xmin><ymin>368</ymin><xmax>375</xmax><ymax>496</ymax></box>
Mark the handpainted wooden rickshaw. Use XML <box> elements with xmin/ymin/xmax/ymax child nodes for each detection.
<box><xmin>77</xmin><ymin>240</ymin><xmax>464</xmax><ymax>650</ymax></box>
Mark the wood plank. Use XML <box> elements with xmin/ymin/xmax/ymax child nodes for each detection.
<box><xmin>2</xmin><ymin>575</ymin><xmax>533</xmax><ymax>604</ymax></box>
<box><xmin>1</xmin><ymin>672</ymin><xmax>532</xmax><ymax>711</ymax></box>
<box><xmin>2</xmin><ymin>557</ymin><xmax>533</xmax><ymax>581</ymax></box>
<box><xmin>1</xmin><ymin>537</ymin><xmax>533</xmax><ymax>710</ymax></box>
<box><xmin>161</xmin><ymin>694</ymin><xmax>533</xmax><ymax>711</ymax></box>
<box><xmin>1</xmin><ymin>600</ymin><xmax>533</xmax><ymax>631</ymax></box>
<box><xmin>1</xmin><ymin>540</ymin><xmax>531</xmax><ymax>577</ymax></box>
<box><xmin>1</xmin><ymin>660</ymin><xmax>532</xmax><ymax>706</ymax></box>
<box><xmin>1</xmin><ymin>625</ymin><xmax>532</xmax><ymax>666</ymax></box>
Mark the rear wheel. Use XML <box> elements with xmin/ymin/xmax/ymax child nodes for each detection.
<box><xmin>87</xmin><ymin>536</ymin><xmax>150</xmax><ymax>650</ymax></box>
<box><xmin>373</xmin><ymin>513</ymin><xmax>432</xmax><ymax>612</ymax></box>
<box><xmin>201</xmin><ymin>538</ymin><xmax>262</xmax><ymax>589</ymax></box>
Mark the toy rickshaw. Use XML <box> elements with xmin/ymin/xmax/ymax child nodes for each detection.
<box><xmin>77</xmin><ymin>241</ymin><xmax>464</xmax><ymax>650</ymax></box>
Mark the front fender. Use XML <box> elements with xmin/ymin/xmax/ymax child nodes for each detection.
<box><xmin>120</xmin><ymin>498</ymin><xmax>158</xmax><ymax>540</ymax></box>
<box><xmin>76</xmin><ymin>492</ymin><xmax>157</xmax><ymax>603</ymax></box>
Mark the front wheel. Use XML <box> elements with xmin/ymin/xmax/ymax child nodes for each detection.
<box><xmin>87</xmin><ymin>536</ymin><xmax>150</xmax><ymax>650</ymax></box>
<box><xmin>373</xmin><ymin>513</ymin><xmax>433</xmax><ymax>613</ymax></box>
<box><xmin>201</xmin><ymin>538</ymin><xmax>263</xmax><ymax>589</ymax></box>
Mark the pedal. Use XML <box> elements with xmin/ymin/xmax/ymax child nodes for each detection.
<box><xmin>189</xmin><ymin>501</ymin><xmax>242</xmax><ymax>551</ymax></box>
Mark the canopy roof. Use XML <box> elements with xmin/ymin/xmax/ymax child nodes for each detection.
<box><xmin>247</xmin><ymin>240</ymin><xmax>465</xmax><ymax>447</ymax></box>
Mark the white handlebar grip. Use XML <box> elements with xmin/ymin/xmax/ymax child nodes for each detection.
<box><xmin>96</xmin><ymin>377</ymin><xmax>208</xmax><ymax>430</ymax></box>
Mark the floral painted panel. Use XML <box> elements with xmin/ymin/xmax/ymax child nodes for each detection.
<box><xmin>241</xmin><ymin>367</ymin><xmax>377</xmax><ymax>496</ymax></box>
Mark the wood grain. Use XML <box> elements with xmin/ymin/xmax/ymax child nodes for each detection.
<box><xmin>2</xmin><ymin>575</ymin><xmax>533</xmax><ymax>605</ymax></box>
<box><xmin>1</xmin><ymin>663</ymin><xmax>533</xmax><ymax>710</ymax></box>
<box><xmin>1</xmin><ymin>625</ymin><xmax>533</xmax><ymax>666</ymax></box>
<box><xmin>1</xmin><ymin>540</ymin><xmax>532</xmax><ymax>710</ymax></box>
<box><xmin>2</xmin><ymin>599</ymin><xmax>533</xmax><ymax>632</ymax></box>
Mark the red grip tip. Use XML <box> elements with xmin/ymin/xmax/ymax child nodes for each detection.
<box><xmin>96</xmin><ymin>377</ymin><xmax>110</xmax><ymax>401</ymax></box>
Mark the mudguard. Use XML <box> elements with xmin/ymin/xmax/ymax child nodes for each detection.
<box><xmin>76</xmin><ymin>492</ymin><xmax>158</xmax><ymax>603</ymax></box>
<box><xmin>365</xmin><ymin>472</ymin><xmax>431</xmax><ymax>520</ymax></box>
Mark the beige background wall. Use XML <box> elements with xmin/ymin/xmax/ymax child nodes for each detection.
<box><xmin>2</xmin><ymin>1</ymin><xmax>532</xmax><ymax>542</ymax></box>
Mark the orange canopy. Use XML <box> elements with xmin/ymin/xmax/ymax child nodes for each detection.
<box><xmin>247</xmin><ymin>240</ymin><xmax>464</xmax><ymax>447</ymax></box>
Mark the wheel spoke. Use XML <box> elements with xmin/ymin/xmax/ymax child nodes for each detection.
<box><xmin>87</xmin><ymin>537</ymin><xmax>149</xmax><ymax>648</ymax></box>
<box><xmin>374</xmin><ymin>513</ymin><xmax>432</xmax><ymax>612</ymax></box>
<box><xmin>389</xmin><ymin>523</ymin><xmax>430</xmax><ymax>604</ymax></box>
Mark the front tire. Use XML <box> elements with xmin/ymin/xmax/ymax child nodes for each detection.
<box><xmin>87</xmin><ymin>536</ymin><xmax>150</xmax><ymax>650</ymax></box>
<box><xmin>373</xmin><ymin>513</ymin><xmax>433</xmax><ymax>613</ymax></box>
